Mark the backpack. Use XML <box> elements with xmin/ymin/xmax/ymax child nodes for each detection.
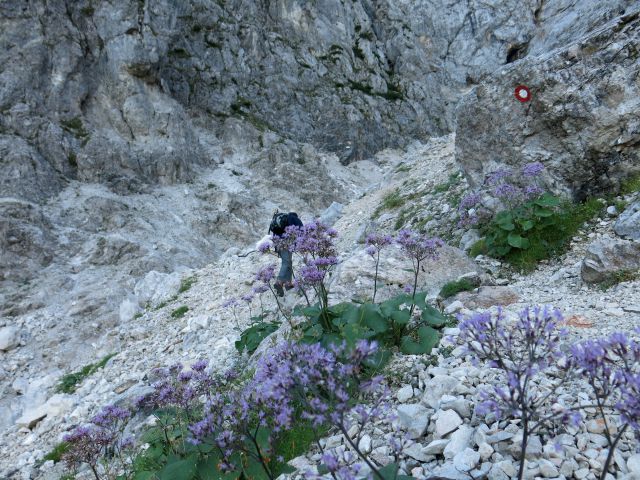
<box><xmin>269</xmin><ymin>212</ymin><xmax>303</xmax><ymax>235</ymax></box>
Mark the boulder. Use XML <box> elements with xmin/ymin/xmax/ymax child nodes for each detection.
<box><xmin>15</xmin><ymin>394</ymin><xmax>76</xmax><ymax>429</ymax></box>
<box><xmin>443</xmin><ymin>425</ymin><xmax>474</xmax><ymax>459</ymax></box>
<box><xmin>330</xmin><ymin>244</ymin><xmax>478</xmax><ymax>302</ymax></box>
<box><xmin>615</xmin><ymin>201</ymin><xmax>640</xmax><ymax>240</ymax></box>
<box><xmin>435</xmin><ymin>409</ymin><xmax>463</xmax><ymax>437</ymax></box>
<box><xmin>396</xmin><ymin>403</ymin><xmax>431</xmax><ymax>439</ymax></box>
<box><xmin>450</xmin><ymin>286</ymin><xmax>520</xmax><ymax>309</ymax></box>
<box><xmin>0</xmin><ymin>325</ymin><xmax>20</xmax><ymax>351</ymax></box>
<box><xmin>581</xmin><ymin>239</ymin><xmax>640</xmax><ymax>284</ymax></box>
<box><xmin>134</xmin><ymin>271</ymin><xmax>184</xmax><ymax>307</ymax></box>
<box><xmin>318</xmin><ymin>202</ymin><xmax>344</xmax><ymax>227</ymax></box>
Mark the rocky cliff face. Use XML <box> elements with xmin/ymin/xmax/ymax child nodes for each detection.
<box><xmin>1</xmin><ymin>1</ymin><xmax>640</xmax><ymax>469</ymax></box>
<box><xmin>456</xmin><ymin>2</ymin><xmax>639</xmax><ymax>199</ymax></box>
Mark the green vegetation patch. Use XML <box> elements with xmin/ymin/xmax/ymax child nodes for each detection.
<box><xmin>56</xmin><ymin>353</ymin><xmax>117</xmax><ymax>394</ymax></box>
<box><xmin>499</xmin><ymin>197</ymin><xmax>604</xmax><ymax>272</ymax></box>
<box><xmin>439</xmin><ymin>278</ymin><xmax>480</xmax><ymax>299</ymax></box>
<box><xmin>171</xmin><ymin>305</ymin><xmax>189</xmax><ymax>319</ymax></box>
<box><xmin>41</xmin><ymin>441</ymin><xmax>70</xmax><ymax>464</ymax></box>
<box><xmin>621</xmin><ymin>173</ymin><xmax>640</xmax><ymax>196</ymax></box>
<box><xmin>598</xmin><ymin>269</ymin><xmax>640</xmax><ymax>291</ymax></box>
<box><xmin>178</xmin><ymin>276</ymin><xmax>197</xmax><ymax>294</ymax></box>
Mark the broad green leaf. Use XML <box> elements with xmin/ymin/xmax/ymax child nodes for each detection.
<box><xmin>133</xmin><ymin>472</ymin><xmax>157</xmax><ymax>480</ymax></box>
<box><xmin>533</xmin><ymin>206</ymin><xmax>553</xmax><ymax>217</ymax></box>
<box><xmin>362</xmin><ymin>348</ymin><xmax>392</xmax><ymax>370</ymax></box>
<box><xmin>390</xmin><ymin>309</ymin><xmax>411</xmax><ymax>326</ymax></box>
<box><xmin>159</xmin><ymin>456</ymin><xmax>198</xmax><ymax>480</ymax></box>
<box><xmin>507</xmin><ymin>233</ymin><xmax>531</xmax><ymax>249</ymax></box>
<box><xmin>534</xmin><ymin>193</ymin><xmax>560</xmax><ymax>207</ymax></box>
<box><xmin>361</xmin><ymin>303</ymin><xmax>388</xmax><ymax>333</ymax></box>
<box><xmin>519</xmin><ymin>219</ymin><xmax>535</xmax><ymax>231</ymax></box>
<box><xmin>401</xmin><ymin>326</ymin><xmax>440</xmax><ymax>355</ymax></box>
<box><xmin>375</xmin><ymin>463</ymin><xmax>405</xmax><ymax>480</ymax></box>
<box><xmin>421</xmin><ymin>306</ymin><xmax>446</xmax><ymax>327</ymax></box>
<box><xmin>379</xmin><ymin>294</ymin><xmax>413</xmax><ymax>317</ymax></box>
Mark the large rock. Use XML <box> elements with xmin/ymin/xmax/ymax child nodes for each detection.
<box><xmin>134</xmin><ymin>271</ymin><xmax>184</xmax><ymax>308</ymax></box>
<box><xmin>456</xmin><ymin>7</ymin><xmax>640</xmax><ymax>199</ymax></box>
<box><xmin>0</xmin><ymin>325</ymin><xmax>20</xmax><ymax>352</ymax></box>
<box><xmin>581</xmin><ymin>239</ymin><xmax>640</xmax><ymax>284</ymax></box>
<box><xmin>449</xmin><ymin>286</ymin><xmax>520</xmax><ymax>309</ymax></box>
<box><xmin>396</xmin><ymin>403</ymin><xmax>432</xmax><ymax>439</ymax></box>
<box><xmin>15</xmin><ymin>394</ymin><xmax>76</xmax><ymax>429</ymax></box>
<box><xmin>330</xmin><ymin>244</ymin><xmax>478</xmax><ymax>302</ymax></box>
<box><xmin>615</xmin><ymin>201</ymin><xmax>640</xmax><ymax>240</ymax></box>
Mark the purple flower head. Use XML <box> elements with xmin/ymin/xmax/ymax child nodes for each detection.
<box><xmin>522</xmin><ymin>162</ymin><xmax>545</xmax><ymax>178</ymax></box>
<box><xmin>241</xmin><ymin>292</ymin><xmax>254</xmax><ymax>303</ymax></box>
<box><xmin>524</xmin><ymin>184</ymin><xmax>544</xmax><ymax>199</ymax></box>
<box><xmin>299</xmin><ymin>264</ymin><xmax>325</xmax><ymax>285</ymax></box>
<box><xmin>255</xmin><ymin>264</ymin><xmax>276</xmax><ymax>284</ymax></box>
<box><xmin>253</xmin><ymin>284</ymin><xmax>269</xmax><ymax>294</ymax></box>
<box><xmin>395</xmin><ymin>229</ymin><xmax>444</xmax><ymax>263</ymax></box>
<box><xmin>365</xmin><ymin>245</ymin><xmax>376</xmax><ymax>257</ymax></box>
<box><xmin>365</xmin><ymin>232</ymin><xmax>393</xmax><ymax>251</ymax></box>
<box><xmin>458</xmin><ymin>192</ymin><xmax>482</xmax><ymax>211</ymax></box>
<box><xmin>486</xmin><ymin>168</ymin><xmax>513</xmax><ymax>185</ymax></box>
<box><xmin>222</xmin><ymin>298</ymin><xmax>238</xmax><ymax>308</ymax></box>
<box><xmin>257</xmin><ymin>241</ymin><xmax>271</xmax><ymax>253</ymax></box>
<box><xmin>191</xmin><ymin>359</ymin><xmax>208</xmax><ymax>372</ymax></box>
<box><xmin>91</xmin><ymin>405</ymin><xmax>130</xmax><ymax>428</ymax></box>
<box><xmin>493</xmin><ymin>183</ymin><xmax>521</xmax><ymax>201</ymax></box>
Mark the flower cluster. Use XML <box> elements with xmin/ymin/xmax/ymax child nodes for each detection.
<box><xmin>458</xmin><ymin>162</ymin><xmax>548</xmax><ymax>227</ymax></box>
<box><xmin>459</xmin><ymin>307</ymin><xmax>640</xmax><ymax>480</ymax></box>
<box><xmin>189</xmin><ymin>340</ymin><xmax>400</xmax><ymax>479</ymax></box>
<box><xmin>135</xmin><ymin>360</ymin><xmax>217</xmax><ymax>412</ymax></box>
<box><xmin>62</xmin><ymin>405</ymin><xmax>135</xmax><ymax>479</ymax></box>
<box><xmin>365</xmin><ymin>233</ymin><xmax>393</xmax><ymax>257</ymax></box>
<box><xmin>459</xmin><ymin>306</ymin><xmax>568</xmax><ymax>420</ymax></box>
<box><xmin>395</xmin><ymin>229</ymin><xmax>444</xmax><ymax>264</ymax></box>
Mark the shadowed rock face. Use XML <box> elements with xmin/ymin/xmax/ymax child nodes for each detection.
<box><xmin>456</xmin><ymin>4</ymin><xmax>639</xmax><ymax>199</ymax></box>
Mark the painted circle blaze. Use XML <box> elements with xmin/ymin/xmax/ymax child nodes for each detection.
<box><xmin>514</xmin><ymin>85</ymin><xmax>531</xmax><ymax>102</ymax></box>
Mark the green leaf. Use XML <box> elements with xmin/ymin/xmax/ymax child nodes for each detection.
<box><xmin>159</xmin><ymin>456</ymin><xmax>198</xmax><ymax>480</ymax></box>
<box><xmin>333</xmin><ymin>303</ymin><xmax>361</xmax><ymax>325</ymax></box>
<box><xmin>534</xmin><ymin>193</ymin><xmax>560</xmax><ymax>207</ymax></box>
<box><xmin>421</xmin><ymin>306</ymin><xmax>446</xmax><ymax>327</ymax></box>
<box><xmin>507</xmin><ymin>233</ymin><xmax>531</xmax><ymax>249</ymax></box>
<box><xmin>400</xmin><ymin>326</ymin><xmax>440</xmax><ymax>355</ymax></box>
<box><xmin>361</xmin><ymin>304</ymin><xmax>388</xmax><ymax>333</ymax></box>
<box><xmin>389</xmin><ymin>308</ymin><xmax>411</xmax><ymax>326</ymax></box>
<box><xmin>375</xmin><ymin>463</ymin><xmax>396</xmax><ymax>479</ymax></box>
<box><xmin>533</xmin><ymin>206</ymin><xmax>553</xmax><ymax>217</ymax></box>
<box><xmin>362</xmin><ymin>348</ymin><xmax>392</xmax><ymax>370</ymax></box>
<box><xmin>518</xmin><ymin>219</ymin><xmax>535</xmax><ymax>231</ymax></box>
<box><xmin>379</xmin><ymin>294</ymin><xmax>413</xmax><ymax>317</ymax></box>
<box><xmin>133</xmin><ymin>472</ymin><xmax>157</xmax><ymax>480</ymax></box>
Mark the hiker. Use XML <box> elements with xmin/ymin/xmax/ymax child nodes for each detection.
<box><xmin>268</xmin><ymin>210</ymin><xmax>303</xmax><ymax>296</ymax></box>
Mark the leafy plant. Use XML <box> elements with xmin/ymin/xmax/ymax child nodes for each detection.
<box><xmin>295</xmin><ymin>291</ymin><xmax>447</xmax><ymax>357</ymax></box>
<box><xmin>483</xmin><ymin>192</ymin><xmax>561</xmax><ymax>257</ymax></box>
<box><xmin>171</xmin><ymin>306</ymin><xmax>189</xmax><ymax>319</ymax></box>
<box><xmin>235</xmin><ymin>319</ymin><xmax>280</xmax><ymax>355</ymax></box>
<box><xmin>56</xmin><ymin>353</ymin><xmax>117</xmax><ymax>394</ymax></box>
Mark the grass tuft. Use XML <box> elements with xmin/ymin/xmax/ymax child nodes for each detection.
<box><xmin>598</xmin><ymin>269</ymin><xmax>640</xmax><ymax>291</ymax></box>
<box><xmin>439</xmin><ymin>278</ymin><xmax>479</xmax><ymax>299</ymax></box>
<box><xmin>178</xmin><ymin>276</ymin><xmax>197</xmax><ymax>294</ymax></box>
<box><xmin>56</xmin><ymin>353</ymin><xmax>117</xmax><ymax>394</ymax></box>
<box><xmin>171</xmin><ymin>305</ymin><xmax>189</xmax><ymax>318</ymax></box>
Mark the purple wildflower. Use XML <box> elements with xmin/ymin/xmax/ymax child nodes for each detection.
<box><xmin>522</xmin><ymin>162</ymin><xmax>545</xmax><ymax>177</ymax></box>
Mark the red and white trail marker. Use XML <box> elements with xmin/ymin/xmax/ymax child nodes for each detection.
<box><xmin>514</xmin><ymin>85</ymin><xmax>531</xmax><ymax>102</ymax></box>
